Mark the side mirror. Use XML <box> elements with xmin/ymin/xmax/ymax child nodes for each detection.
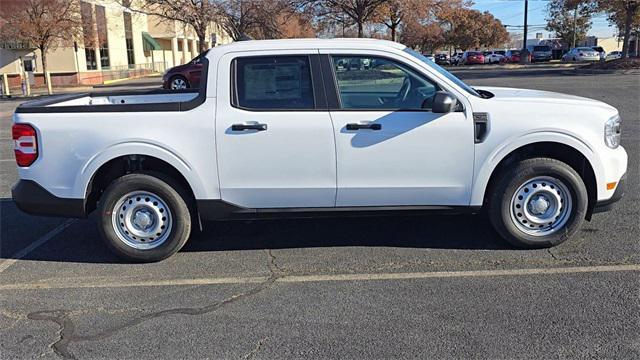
<box><xmin>430</xmin><ymin>91</ymin><xmax>457</xmax><ymax>113</ymax></box>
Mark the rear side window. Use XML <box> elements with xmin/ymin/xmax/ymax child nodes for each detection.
<box><xmin>233</xmin><ymin>56</ymin><xmax>315</xmax><ymax>110</ymax></box>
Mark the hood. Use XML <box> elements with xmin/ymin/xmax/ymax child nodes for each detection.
<box><xmin>167</xmin><ymin>63</ymin><xmax>192</xmax><ymax>73</ymax></box>
<box><xmin>476</xmin><ymin>86</ymin><xmax>616</xmax><ymax>112</ymax></box>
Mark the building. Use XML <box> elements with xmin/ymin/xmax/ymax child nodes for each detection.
<box><xmin>0</xmin><ymin>0</ymin><xmax>231</xmax><ymax>88</ymax></box>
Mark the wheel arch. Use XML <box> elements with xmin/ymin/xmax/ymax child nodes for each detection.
<box><xmin>476</xmin><ymin>140</ymin><xmax>599</xmax><ymax>220</ymax></box>
<box><xmin>84</xmin><ymin>154</ymin><xmax>198</xmax><ymax>215</ymax></box>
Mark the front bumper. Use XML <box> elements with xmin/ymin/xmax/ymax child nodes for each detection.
<box><xmin>12</xmin><ymin>180</ymin><xmax>86</xmax><ymax>218</ymax></box>
<box><xmin>593</xmin><ymin>173</ymin><xmax>626</xmax><ymax>214</ymax></box>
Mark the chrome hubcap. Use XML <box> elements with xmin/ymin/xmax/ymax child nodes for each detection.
<box><xmin>112</xmin><ymin>191</ymin><xmax>172</xmax><ymax>250</ymax></box>
<box><xmin>510</xmin><ymin>176</ymin><xmax>572</xmax><ymax>236</ymax></box>
<box><xmin>171</xmin><ymin>78</ymin><xmax>187</xmax><ymax>89</ymax></box>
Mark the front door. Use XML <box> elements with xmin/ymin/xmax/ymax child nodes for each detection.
<box><xmin>215</xmin><ymin>52</ymin><xmax>336</xmax><ymax>208</ymax></box>
<box><xmin>324</xmin><ymin>53</ymin><xmax>475</xmax><ymax>207</ymax></box>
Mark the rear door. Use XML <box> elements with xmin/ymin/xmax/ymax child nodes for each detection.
<box><xmin>215</xmin><ymin>51</ymin><xmax>336</xmax><ymax>208</ymax></box>
<box><xmin>319</xmin><ymin>51</ymin><xmax>475</xmax><ymax>207</ymax></box>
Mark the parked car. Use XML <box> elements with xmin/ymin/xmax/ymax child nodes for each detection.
<box><xmin>12</xmin><ymin>39</ymin><xmax>627</xmax><ymax>262</ymax></box>
<box><xmin>606</xmin><ymin>50</ymin><xmax>622</xmax><ymax>60</ymax></box>
<box><xmin>562</xmin><ymin>47</ymin><xmax>600</xmax><ymax>62</ymax></box>
<box><xmin>435</xmin><ymin>53</ymin><xmax>450</xmax><ymax>65</ymax></box>
<box><xmin>461</xmin><ymin>51</ymin><xmax>485</xmax><ymax>65</ymax></box>
<box><xmin>451</xmin><ymin>53</ymin><xmax>464</xmax><ymax>66</ymax></box>
<box><xmin>423</xmin><ymin>54</ymin><xmax>436</xmax><ymax>62</ymax></box>
<box><xmin>483</xmin><ymin>51</ymin><xmax>493</xmax><ymax>64</ymax></box>
<box><xmin>592</xmin><ymin>46</ymin><xmax>606</xmax><ymax>61</ymax></box>
<box><xmin>504</xmin><ymin>49</ymin><xmax>531</xmax><ymax>63</ymax></box>
<box><xmin>527</xmin><ymin>45</ymin><xmax>553</xmax><ymax>62</ymax></box>
<box><xmin>162</xmin><ymin>53</ymin><xmax>205</xmax><ymax>89</ymax></box>
<box><xmin>484</xmin><ymin>50</ymin><xmax>506</xmax><ymax>64</ymax></box>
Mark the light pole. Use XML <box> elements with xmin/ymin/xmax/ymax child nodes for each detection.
<box><xmin>521</xmin><ymin>0</ymin><xmax>529</xmax><ymax>64</ymax></box>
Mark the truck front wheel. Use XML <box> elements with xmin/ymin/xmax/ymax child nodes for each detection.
<box><xmin>488</xmin><ymin>158</ymin><xmax>588</xmax><ymax>248</ymax></box>
<box><xmin>98</xmin><ymin>173</ymin><xmax>192</xmax><ymax>262</ymax></box>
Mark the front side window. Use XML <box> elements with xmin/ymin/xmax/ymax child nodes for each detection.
<box><xmin>233</xmin><ymin>56</ymin><xmax>314</xmax><ymax>110</ymax></box>
<box><xmin>332</xmin><ymin>55</ymin><xmax>439</xmax><ymax>110</ymax></box>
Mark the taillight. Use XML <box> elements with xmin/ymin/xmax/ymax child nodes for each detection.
<box><xmin>12</xmin><ymin>124</ymin><xmax>38</xmax><ymax>167</ymax></box>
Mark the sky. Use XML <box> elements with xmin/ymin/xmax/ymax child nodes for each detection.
<box><xmin>471</xmin><ymin>0</ymin><xmax>618</xmax><ymax>39</ymax></box>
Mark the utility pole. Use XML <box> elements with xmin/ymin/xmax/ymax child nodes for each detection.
<box><xmin>521</xmin><ymin>0</ymin><xmax>529</xmax><ymax>64</ymax></box>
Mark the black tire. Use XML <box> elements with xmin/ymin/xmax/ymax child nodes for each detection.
<box><xmin>487</xmin><ymin>158</ymin><xmax>588</xmax><ymax>248</ymax></box>
<box><xmin>169</xmin><ymin>75</ymin><xmax>190</xmax><ymax>89</ymax></box>
<box><xmin>98</xmin><ymin>172</ymin><xmax>193</xmax><ymax>262</ymax></box>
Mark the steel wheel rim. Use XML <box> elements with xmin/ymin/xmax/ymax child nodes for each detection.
<box><xmin>171</xmin><ymin>78</ymin><xmax>187</xmax><ymax>89</ymax></box>
<box><xmin>111</xmin><ymin>191</ymin><xmax>173</xmax><ymax>250</ymax></box>
<box><xmin>509</xmin><ymin>176</ymin><xmax>573</xmax><ymax>237</ymax></box>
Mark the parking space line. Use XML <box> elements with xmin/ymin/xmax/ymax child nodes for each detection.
<box><xmin>0</xmin><ymin>219</ymin><xmax>76</xmax><ymax>274</ymax></box>
<box><xmin>0</xmin><ymin>264</ymin><xmax>638</xmax><ymax>291</ymax></box>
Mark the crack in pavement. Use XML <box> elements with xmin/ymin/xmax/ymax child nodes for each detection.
<box><xmin>26</xmin><ymin>250</ymin><xmax>285</xmax><ymax>359</ymax></box>
<box><xmin>243</xmin><ymin>337</ymin><xmax>269</xmax><ymax>360</ymax></box>
<box><xmin>547</xmin><ymin>248</ymin><xmax>560</xmax><ymax>261</ymax></box>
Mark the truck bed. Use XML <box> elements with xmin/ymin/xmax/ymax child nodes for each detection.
<box><xmin>15</xmin><ymin>88</ymin><xmax>203</xmax><ymax>113</ymax></box>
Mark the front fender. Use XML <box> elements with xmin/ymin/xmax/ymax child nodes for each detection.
<box><xmin>470</xmin><ymin>131</ymin><xmax>603</xmax><ymax>206</ymax></box>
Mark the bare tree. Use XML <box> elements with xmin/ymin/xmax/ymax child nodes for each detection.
<box><xmin>0</xmin><ymin>0</ymin><xmax>81</xmax><ymax>93</ymax></box>
<box><xmin>297</xmin><ymin>0</ymin><xmax>389</xmax><ymax>38</ymax></box>
<box><xmin>598</xmin><ymin>0</ymin><xmax>640</xmax><ymax>58</ymax></box>
<box><xmin>546</xmin><ymin>0</ymin><xmax>597</xmax><ymax>49</ymax></box>
<box><xmin>213</xmin><ymin>0</ymin><xmax>293</xmax><ymax>41</ymax></box>
<box><xmin>118</xmin><ymin>0</ymin><xmax>216</xmax><ymax>53</ymax></box>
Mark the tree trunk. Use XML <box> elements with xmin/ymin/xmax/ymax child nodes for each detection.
<box><xmin>197</xmin><ymin>30</ymin><xmax>208</xmax><ymax>52</ymax></box>
<box><xmin>390</xmin><ymin>26</ymin><xmax>396</xmax><ymax>42</ymax></box>
<box><xmin>357</xmin><ymin>21</ymin><xmax>364</xmax><ymax>38</ymax></box>
<box><xmin>41</xmin><ymin>46</ymin><xmax>51</xmax><ymax>95</ymax></box>
<box><xmin>621</xmin><ymin>4</ymin><xmax>634</xmax><ymax>58</ymax></box>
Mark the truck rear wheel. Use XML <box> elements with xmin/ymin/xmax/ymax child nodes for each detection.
<box><xmin>98</xmin><ymin>173</ymin><xmax>192</xmax><ymax>262</ymax></box>
<box><xmin>488</xmin><ymin>158</ymin><xmax>588</xmax><ymax>248</ymax></box>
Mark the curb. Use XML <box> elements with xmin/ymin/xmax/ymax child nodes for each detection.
<box><xmin>572</xmin><ymin>68</ymin><xmax>640</xmax><ymax>75</ymax></box>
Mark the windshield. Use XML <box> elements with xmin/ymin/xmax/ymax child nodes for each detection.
<box><xmin>404</xmin><ymin>48</ymin><xmax>480</xmax><ymax>97</ymax></box>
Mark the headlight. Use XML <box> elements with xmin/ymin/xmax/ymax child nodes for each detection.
<box><xmin>604</xmin><ymin>115</ymin><xmax>621</xmax><ymax>149</ymax></box>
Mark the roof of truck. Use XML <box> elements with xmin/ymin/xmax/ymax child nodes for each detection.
<box><xmin>212</xmin><ymin>38</ymin><xmax>407</xmax><ymax>52</ymax></box>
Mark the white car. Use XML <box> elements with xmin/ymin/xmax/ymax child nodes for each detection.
<box><xmin>562</xmin><ymin>47</ymin><xmax>601</xmax><ymax>62</ymax></box>
<box><xmin>484</xmin><ymin>50</ymin><xmax>506</xmax><ymax>64</ymax></box>
<box><xmin>12</xmin><ymin>39</ymin><xmax>627</xmax><ymax>262</ymax></box>
<box><xmin>606</xmin><ymin>51</ymin><xmax>622</xmax><ymax>60</ymax></box>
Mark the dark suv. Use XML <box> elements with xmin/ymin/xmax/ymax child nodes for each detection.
<box><xmin>527</xmin><ymin>45</ymin><xmax>553</xmax><ymax>62</ymax></box>
<box><xmin>162</xmin><ymin>52</ymin><xmax>206</xmax><ymax>90</ymax></box>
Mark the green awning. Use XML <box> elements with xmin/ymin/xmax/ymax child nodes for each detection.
<box><xmin>142</xmin><ymin>32</ymin><xmax>162</xmax><ymax>51</ymax></box>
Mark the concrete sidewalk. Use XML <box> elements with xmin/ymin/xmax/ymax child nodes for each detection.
<box><xmin>1</xmin><ymin>75</ymin><xmax>162</xmax><ymax>100</ymax></box>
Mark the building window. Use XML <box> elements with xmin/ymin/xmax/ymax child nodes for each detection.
<box><xmin>177</xmin><ymin>40</ymin><xmax>183</xmax><ymax>52</ymax></box>
<box><xmin>80</xmin><ymin>1</ymin><xmax>97</xmax><ymax>70</ymax></box>
<box><xmin>95</xmin><ymin>5</ymin><xmax>110</xmax><ymax>69</ymax></box>
<box><xmin>123</xmin><ymin>12</ymin><xmax>135</xmax><ymax>67</ymax></box>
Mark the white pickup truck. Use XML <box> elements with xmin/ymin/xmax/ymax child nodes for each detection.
<box><xmin>12</xmin><ymin>39</ymin><xmax>627</xmax><ymax>262</ymax></box>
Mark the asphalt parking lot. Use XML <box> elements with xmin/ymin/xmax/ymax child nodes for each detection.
<box><xmin>1</xmin><ymin>69</ymin><xmax>638</xmax><ymax>359</ymax></box>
